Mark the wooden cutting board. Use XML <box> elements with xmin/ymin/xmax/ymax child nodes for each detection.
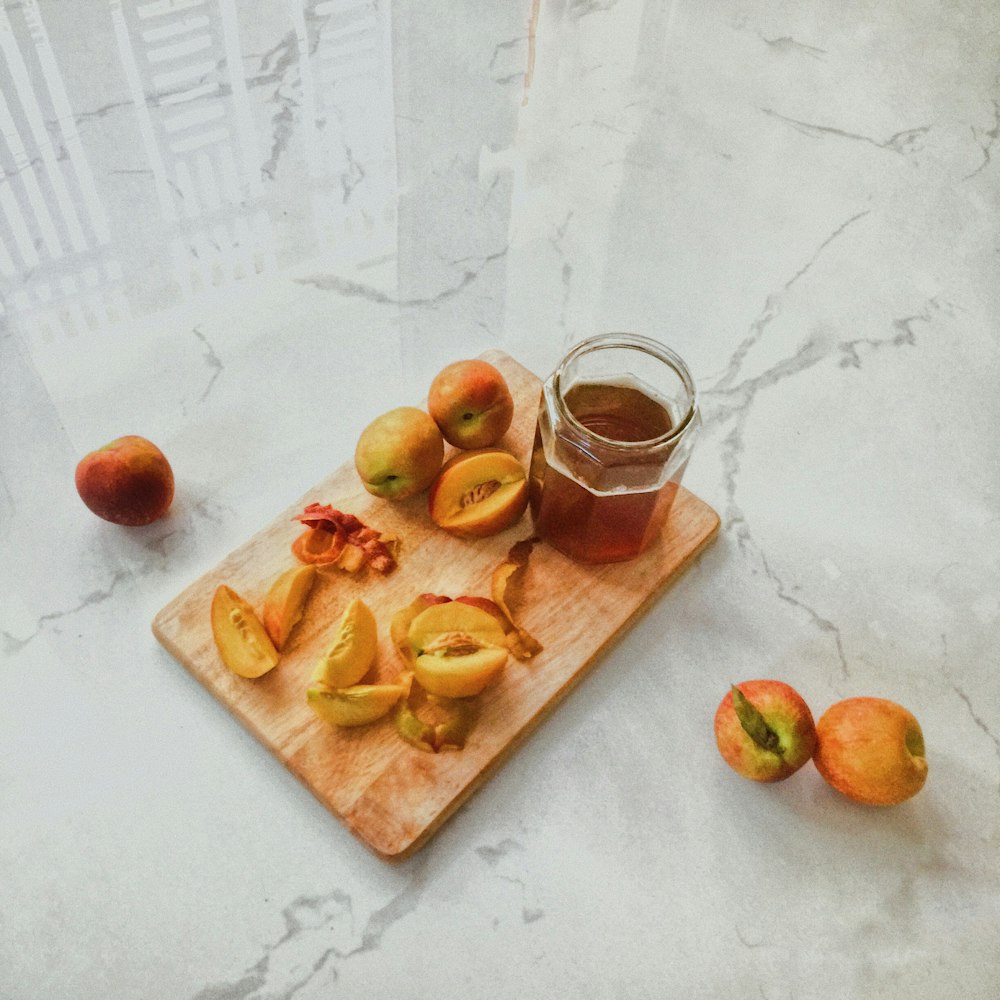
<box><xmin>152</xmin><ymin>350</ymin><xmax>719</xmax><ymax>861</ymax></box>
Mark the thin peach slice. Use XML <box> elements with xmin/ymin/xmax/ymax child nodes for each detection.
<box><xmin>262</xmin><ymin>564</ymin><xmax>317</xmax><ymax>650</ymax></box>
<box><xmin>408</xmin><ymin>600</ymin><xmax>508</xmax><ymax>698</ymax></box>
<box><xmin>308</xmin><ymin>679</ymin><xmax>409</xmax><ymax>728</ymax></box>
<box><xmin>312</xmin><ymin>598</ymin><xmax>378</xmax><ymax>688</ymax></box>
<box><xmin>211</xmin><ymin>585</ymin><xmax>280</xmax><ymax>678</ymax></box>
<box><xmin>427</xmin><ymin>448</ymin><xmax>528</xmax><ymax>539</ymax></box>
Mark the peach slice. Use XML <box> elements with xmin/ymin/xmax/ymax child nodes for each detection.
<box><xmin>262</xmin><ymin>565</ymin><xmax>317</xmax><ymax>650</ymax></box>
<box><xmin>427</xmin><ymin>448</ymin><xmax>529</xmax><ymax>539</ymax></box>
<box><xmin>312</xmin><ymin>598</ymin><xmax>378</xmax><ymax>688</ymax></box>
<box><xmin>308</xmin><ymin>679</ymin><xmax>409</xmax><ymax>728</ymax></box>
<box><xmin>408</xmin><ymin>600</ymin><xmax>508</xmax><ymax>698</ymax></box>
<box><xmin>211</xmin><ymin>585</ymin><xmax>280</xmax><ymax>678</ymax></box>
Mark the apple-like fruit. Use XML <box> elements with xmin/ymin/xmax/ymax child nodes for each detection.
<box><xmin>407</xmin><ymin>599</ymin><xmax>508</xmax><ymax>698</ymax></box>
<box><xmin>428</xmin><ymin>359</ymin><xmax>514</xmax><ymax>449</ymax></box>
<box><xmin>354</xmin><ymin>406</ymin><xmax>444</xmax><ymax>500</ymax></box>
<box><xmin>714</xmin><ymin>680</ymin><xmax>817</xmax><ymax>782</ymax></box>
<box><xmin>813</xmin><ymin>697</ymin><xmax>928</xmax><ymax>805</ymax></box>
<box><xmin>75</xmin><ymin>435</ymin><xmax>174</xmax><ymax>526</ymax></box>
<box><xmin>427</xmin><ymin>448</ymin><xmax>528</xmax><ymax>538</ymax></box>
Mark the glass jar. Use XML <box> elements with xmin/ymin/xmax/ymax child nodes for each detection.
<box><xmin>528</xmin><ymin>333</ymin><xmax>700</xmax><ymax>563</ymax></box>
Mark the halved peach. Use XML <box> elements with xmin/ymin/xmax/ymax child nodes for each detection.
<box><xmin>308</xmin><ymin>679</ymin><xmax>409</xmax><ymax>728</ymax></box>
<box><xmin>262</xmin><ymin>565</ymin><xmax>317</xmax><ymax>650</ymax></box>
<box><xmin>312</xmin><ymin>598</ymin><xmax>378</xmax><ymax>688</ymax></box>
<box><xmin>211</xmin><ymin>585</ymin><xmax>280</xmax><ymax>678</ymax></box>
<box><xmin>408</xmin><ymin>600</ymin><xmax>508</xmax><ymax>698</ymax></box>
<box><xmin>427</xmin><ymin>448</ymin><xmax>528</xmax><ymax>539</ymax></box>
<box><xmin>390</xmin><ymin>593</ymin><xmax>451</xmax><ymax>666</ymax></box>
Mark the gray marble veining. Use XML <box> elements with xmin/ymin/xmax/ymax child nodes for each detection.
<box><xmin>2</xmin><ymin>1</ymin><xmax>998</xmax><ymax>998</ymax></box>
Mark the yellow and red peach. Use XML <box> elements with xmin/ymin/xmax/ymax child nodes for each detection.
<box><xmin>428</xmin><ymin>359</ymin><xmax>515</xmax><ymax>449</ymax></box>
<box><xmin>354</xmin><ymin>407</ymin><xmax>444</xmax><ymax>500</ymax></box>
<box><xmin>813</xmin><ymin>697</ymin><xmax>928</xmax><ymax>805</ymax></box>
<box><xmin>714</xmin><ymin>680</ymin><xmax>817</xmax><ymax>782</ymax></box>
<box><xmin>75</xmin><ymin>435</ymin><xmax>174</xmax><ymax>526</ymax></box>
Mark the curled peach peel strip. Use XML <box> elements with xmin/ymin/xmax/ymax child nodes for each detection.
<box><xmin>491</xmin><ymin>536</ymin><xmax>543</xmax><ymax>660</ymax></box>
<box><xmin>290</xmin><ymin>504</ymin><xmax>398</xmax><ymax>573</ymax></box>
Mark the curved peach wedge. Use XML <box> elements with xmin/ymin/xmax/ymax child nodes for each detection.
<box><xmin>308</xmin><ymin>680</ymin><xmax>409</xmax><ymax>728</ymax></box>
<box><xmin>312</xmin><ymin>598</ymin><xmax>378</xmax><ymax>688</ymax></box>
<box><xmin>262</xmin><ymin>565</ymin><xmax>317</xmax><ymax>650</ymax></box>
<box><xmin>211</xmin><ymin>585</ymin><xmax>280</xmax><ymax>678</ymax></box>
<box><xmin>408</xmin><ymin>600</ymin><xmax>508</xmax><ymax>698</ymax></box>
<box><xmin>428</xmin><ymin>448</ymin><xmax>528</xmax><ymax>539</ymax></box>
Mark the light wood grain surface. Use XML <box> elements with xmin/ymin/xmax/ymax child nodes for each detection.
<box><xmin>152</xmin><ymin>351</ymin><xmax>719</xmax><ymax>860</ymax></box>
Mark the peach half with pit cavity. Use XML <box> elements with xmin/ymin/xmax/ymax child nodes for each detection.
<box><xmin>407</xmin><ymin>600</ymin><xmax>508</xmax><ymax>698</ymax></box>
<box><xmin>427</xmin><ymin>448</ymin><xmax>528</xmax><ymax>539</ymax></box>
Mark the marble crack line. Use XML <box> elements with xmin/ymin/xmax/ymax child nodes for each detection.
<box><xmin>760</xmin><ymin>549</ymin><xmax>850</xmax><ymax>680</ymax></box>
<box><xmin>963</xmin><ymin>98</ymin><xmax>1000</xmax><ymax>181</ymax></box>
<box><xmin>760</xmin><ymin>34</ymin><xmax>827</xmax><ymax>59</ymax></box>
<box><xmin>2</xmin><ymin>568</ymin><xmax>131</xmax><ymax>656</ymax></box>
<box><xmin>295</xmin><ymin>247</ymin><xmax>508</xmax><ymax>309</ymax></box>
<box><xmin>547</xmin><ymin>210</ymin><xmax>575</xmax><ymax>344</ymax></box>
<box><xmin>940</xmin><ymin>634</ymin><xmax>1000</xmax><ymax>793</ymax></box>
<box><xmin>761</xmin><ymin>107</ymin><xmax>932</xmax><ymax>153</ymax></box>
<box><xmin>190</xmin><ymin>862</ymin><xmax>431</xmax><ymax>1000</ymax></box>
<box><xmin>710</xmin><ymin>209</ymin><xmax>871</xmax><ymax>392</ymax></box>
<box><xmin>477</xmin><ymin>839</ymin><xmax>544</xmax><ymax>925</ymax></box>
<box><xmin>700</xmin><ymin>311</ymin><xmax>925</xmax><ymax>681</ymax></box>
<box><xmin>836</xmin><ymin>303</ymin><xmax>939</xmax><ymax>368</ymax></box>
<box><xmin>249</xmin><ymin>29</ymin><xmax>301</xmax><ymax>182</ymax></box>
<box><xmin>569</xmin><ymin>0</ymin><xmax>621</xmax><ymax>18</ymax></box>
<box><xmin>339</xmin><ymin>145</ymin><xmax>365</xmax><ymax>204</ymax></box>
<box><xmin>193</xmin><ymin>325</ymin><xmax>223</xmax><ymax>402</ymax></box>
<box><xmin>489</xmin><ymin>35</ymin><xmax>528</xmax><ymax>73</ymax></box>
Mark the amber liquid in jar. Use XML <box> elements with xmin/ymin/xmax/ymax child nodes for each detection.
<box><xmin>529</xmin><ymin>377</ymin><xmax>681</xmax><ymax>563</ymax></box>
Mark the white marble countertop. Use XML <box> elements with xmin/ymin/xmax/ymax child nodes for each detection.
<box><xmin>3</xmin><ymin>1</ymin><xmax>999</xmax><ymax>997</ymax></box>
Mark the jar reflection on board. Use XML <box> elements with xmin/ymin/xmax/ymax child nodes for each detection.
<box><xmin>528</xmin><ymin>333</ymin><xmax>700</xmax><ymax>564</ymax></box>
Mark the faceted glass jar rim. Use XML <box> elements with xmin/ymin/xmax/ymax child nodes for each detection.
<box><xmin>551</xmin><ymin>333</ymin><xmax>699</xmax><ymax>450</ymax></box>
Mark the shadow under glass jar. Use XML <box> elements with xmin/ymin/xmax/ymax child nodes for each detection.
<box><xmin>528</xmin><ymin>333</ymin><xmax>700</xmax><ymax>564</ymax></box>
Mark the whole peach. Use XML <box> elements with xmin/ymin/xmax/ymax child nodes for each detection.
<box><xmin>75</xmin><ymin>435</ymin><xmax>174</xmax><ymax>526</ymax></box>
<box><xmin>714</xmin><ymin>680</ymin><xmax>817</xmax><ymax>782</ymax></box>
<box><xmin>813</xmin><ymin>697</ymin><xmax>927</xmax><ymax>806</ymax></box>
<box><xmin>354</xmin><ymin>406</ymin><xmax>444</xmax><ymax>500</ymax></box>
<box><xmin>428</xmin><ymin>359</ymin><xmax>514</xmax><ymax>449</ymax></box>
